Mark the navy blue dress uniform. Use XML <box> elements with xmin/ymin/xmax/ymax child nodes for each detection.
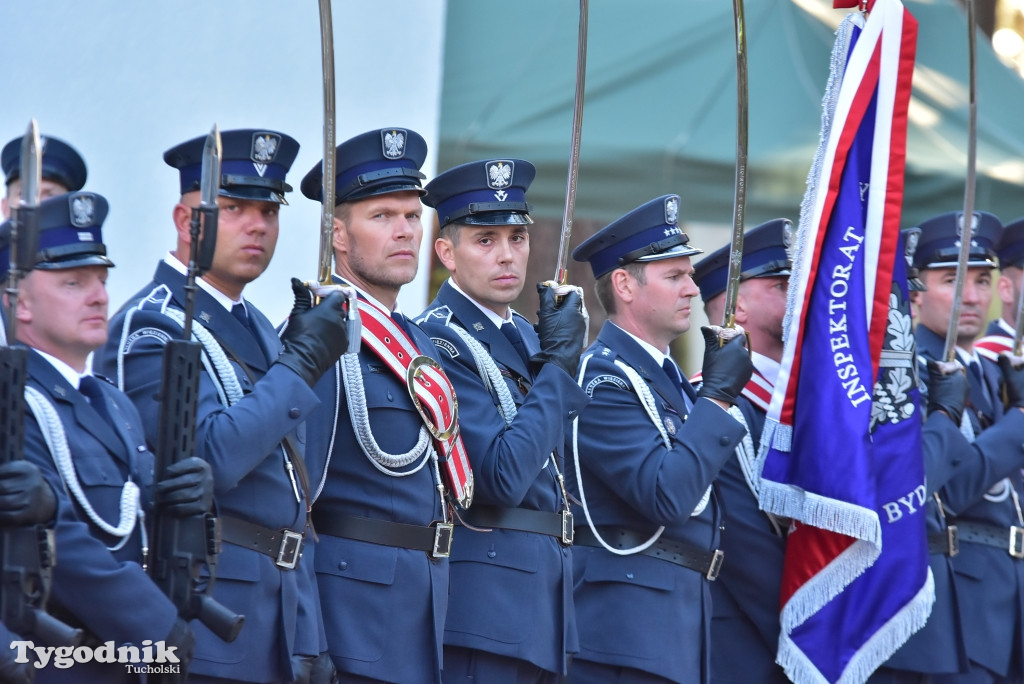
<box><xmin>94</xmin><ymin>131</ymin><xmax>328</xmax><ymax>683</ymax></box>
<box><xmin>908</xmin><ymin>212</ymin><xmax>1024</xmax><ymax>683</ymax></box>
<box><xmin>300</xmin><ymin>128</ymin><xmax>455</xmax><ymax>682</ymax></box>
<box><xmin>2</xmin><ymin>133</ymin><xmax>87</xmax><ymax>192</ymax></box>
<box><xmin>2</xmin><ymin>192</ymin><xmax>185</xmax><ymax>682</ymax></box>
<box><xmin>415</xmin><ymin>159</ymin><xmax>590</xmax><ymax>681</ymax></box>
<box><xmin>691</xmin><ymin>219</ymin><xmax>792</xmax><ymax>684</ymax></box>
<box><xmin>567</xmin><ymin>196</ymin><xmax>748</xmax><ymax>684</ymax></box>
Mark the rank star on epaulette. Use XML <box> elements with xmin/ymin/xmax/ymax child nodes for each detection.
<box><xmin>601</xmin><ymin>348</ymin><xmax>610</xmax><ymax>356</ymax></box>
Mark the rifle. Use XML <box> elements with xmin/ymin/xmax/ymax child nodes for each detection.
<box><xmin>150</xmin><ymin>125</ymin><xmax>244</xmax><ymax>647</ymax></box>
<box><xmin>0</xmin><ymin>120</ymin><xmax>82</xmax><ymax>647</ymax></box>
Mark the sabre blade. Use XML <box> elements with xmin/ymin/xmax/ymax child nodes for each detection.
<box><xmin>317</xmin><ymin>0</ymin><xmax>337</xmax><ymax>287</ymax></box>
<box><xmin>722</xmin><ymin>0</ymin><xmax>749</xmax><ymax>330</ymax></box>
<box><xmin>553</xmin><ymin>0</ymin><xmax>589</xmax><ymax>287</ymax></box>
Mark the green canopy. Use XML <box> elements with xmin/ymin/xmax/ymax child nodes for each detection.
<box><xmin>437</xmin><ymin>0</ymin><xmax>1024</xmax><ymax>228</ymax></box>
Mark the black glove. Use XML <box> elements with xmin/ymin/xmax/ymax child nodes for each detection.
<box><xmin>289</xmin><ymin>652</ymin><xmax>338</xmax><ymax>684</ymax></box>
<box><xmin>156</xmin><ymin>456</ymin><xmax>214</xmax><ymax>518</ymax></box>
<box><xmin>160</xmin><ymin>617</ymin><xmax>195</xmax><ymax>683</ymax></box>
<box><xmin>531</xmin><ymin>283</ymin><xmax>586</xmax><ymax>376</ymax></box>
<box><xmin>925</xmin><ymin>359</ymin><xmax>969</xmax><ymax>425</ymax></box>
<box><xmin>696</xmin><ymin>326</ymin><xmax>753</xmax><ymax>405</ymax></box>
<box><xmin>997</xmin><ymin>352</ymin><xmax>1024</xmax><ymax>409</ymax></box>
<box><xmin>276</xmin><ymin>278</ymin><xmax>350</xmax><ymax>388</ymax></box>
<box><xmin>0</xmin><ymin>460</ymin><xmax>56</xmax><ymax>527</ymax></box>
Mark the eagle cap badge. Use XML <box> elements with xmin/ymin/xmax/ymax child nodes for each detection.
<box><xmin>251</xmin><ymin>132</ymin><xmax>280</xmax><ymax>164</ymax></box>
<box><xmin>381</xmin><ymin>129</ymin><xmax>407</xmax><ymax>159</ymax></box>
<box><xmin>664</xmin><ymin>195</ymin><xmax>680</xmax><ymax>225</ymax></box>
<box><xmin>69</xmin><ymin>193</ymin><xmax>95</xmax><ymax>227</ymax></box>
<box><xmin>486</xmin><ymin>160</ymin><xmax>514</xmax><ymax>190</ymax></box>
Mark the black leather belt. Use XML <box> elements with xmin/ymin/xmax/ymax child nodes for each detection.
<box><xmin>927</xmin><ymin>526</ymin><xmax>959</xmax><ymax>556</ymax></box>
<box><xmin>957</xmin><ymin>521</ymin><xmax>1024</xmax><ymax>559</ymax></box>
<box><xmin>574</xmin><ymin>526</ymin><xmax>724</xmax><ymax>580</ymax></box>
<box><xmin>460</xmin><ymin>505</ymin><xmax>574</xmax><ymax>545</ymax></box>
<box><xmin>312</xmin><ymin>512</ymin><xmax>453</xmax><ymax>558</ymax></box>
<box><xmin>220</xmin><ymin>515</ymin><xmax>304</xmax><ymax>569</ymax></box>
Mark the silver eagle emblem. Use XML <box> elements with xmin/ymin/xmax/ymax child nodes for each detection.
<box><xmin>487</xmin><ymin>160</ymin><xmax>514</xmax><ymax>190</ymax></box>
<box><xmin>251</xmin><ymin>133</ymin><xmax>280</xmax><ymax>163</ymax></box>
<box><xmin>70</xmin><ymin>193</ymin><xmax>95</xmax><ymax>227</ymax></box>
<box><xmin>382</xmin><ymin>129</ymin><xmax>407</xmax><ymax>159</ymax></box>
<box><xmin>664</xmin><ymin>196</ymin><xmax>679</xmax><ymax>225</ymax></box>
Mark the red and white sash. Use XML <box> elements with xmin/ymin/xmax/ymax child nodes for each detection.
<box><xmin>357</xmin><ymin>300</ymin><xmax>473</xmax><ymax>509</ymax></box>
<box><xmin>975</xmin><ymin>334</ymin><xmax>1014</xmax><ymax>363</ymax></box>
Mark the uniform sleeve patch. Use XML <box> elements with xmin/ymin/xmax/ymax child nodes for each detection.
<box><xmin>431</xmin><ymin>337</ymin><xmax>459</xmax><ymax>359</ymax></box>
<box><xmin>584</xmin><ymin>373</ymin><xmax>629</xmax><ymax>396</ymax></box>
<box><xmin>123</xmin><ymin>326</ymin><xmax>171</xmax><ymax>353</ymax></box>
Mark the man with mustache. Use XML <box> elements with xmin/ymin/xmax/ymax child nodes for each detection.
<box><xmin>300</xmin><ymin>128</ymin><xmax>469</xmax><ymax>683</ymax></box>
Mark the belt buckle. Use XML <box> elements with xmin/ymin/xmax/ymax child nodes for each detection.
<box><xmin>276</xmin><ymin>530</ymin><xmax>303</xmax><ymax>569</ymax></box>
<box><xmin>947</xmin><ymin>525</ymin><xmax>959</xmax><ymax>557</ymax></box>
<box><xmin>706</xmin><ymin>549</ymin><xmax>725</xmax><ymax>581</ymax></box>
<box><xmin>1010</xmin><ymin>526</ymin><xmax>1024</xmax><ymax>559</ymax></box>
<box><xmin>561</xmin><ymin>510</ymin><xmax>574</xmax><ymax>546</ymax></box>
<box><xmin>432</xmin><ymin>523</ymin><xmax>454</xmax><ymax>558</ymax></box>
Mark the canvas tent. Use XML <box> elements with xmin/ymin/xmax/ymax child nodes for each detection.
<box><xmin>434</xmin><ymin>0</ymin><xmax>1024</xmax><ymax>362</ymax></box>
<box><xmin>437</xmin><ymin>0</ymin><xmax>1024</xmax><ymax>229</ymax></box>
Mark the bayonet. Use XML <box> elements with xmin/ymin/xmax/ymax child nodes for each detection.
<box><xmin>0</xmin><ymin>119</ymin><xmax>82</xmax><ymax>648</ymax></box>
<box><xmin>183</xmin><ymin>125</ymin><xmax>221</xmax><ymax>341</ymax></box>
<box><xmin>943</xmin><ymin>0</ymin><xmax>978</xmax><ymax>363</ymax></box>
<box><xmin>552</xmin><ymin>0</ymin><xmax>589</xmax><ymax>287</ymax></box>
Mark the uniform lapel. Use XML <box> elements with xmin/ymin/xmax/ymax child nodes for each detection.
<box><xmin>598</xmin><ymin>322</ymin><xmax>690</xmax><ymax>418</ymax></box>
<box><xmin>26</xmin><ymin>352</ymin><xmax>128</xmax><ymax>462</ymax></box>
<box><xmin>155</xmin><ymin>261</ymin><xmax>271</xmax><ymax>372</ymax></box>
<box><xmin>439</xmin><ymin>281</ymin><xmax>533</xmax><ymax>380</ymax></box>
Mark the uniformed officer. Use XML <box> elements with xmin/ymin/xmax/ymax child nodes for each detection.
<box><xmin>567</xmin><ymin>195</ymin><xmax>753</xmax><ymax>684</ymax></box>
<box><xmin>692</xmin><ymin>218</ymin><xmax>793</xmax><ymax>684</ymax></box>
<box><xmin>415</xmin><ymin>158</ymin><xmax>589</xmax><ymax>682</ymax></box>
<box><xmin>3</xmin><ymin>191</ymin><xmax>208</xmax><ymax>682</ymax></box>
<box><xmin>95</xmin><ymin>130</ymin><xmax>349</xmax><ymax>683</ymax></box>
<box><xmin>909</xmin><ymin>211</ymin><xmax>1024</xmax><ymax>684</ymax></box>
<box><xmin>975</xmin><ymin>216</ymin><xmax>1024</xmax><ymax>358</ymax></box>
<box><xmin>1</xmin><ymin>134</ymin><xmax>87</xmax><ymax>219</ymax></box>
<box><xmin>300</xmin><ymin>128</ymin><xmax>468</xmax><ymax>683</ymax></box>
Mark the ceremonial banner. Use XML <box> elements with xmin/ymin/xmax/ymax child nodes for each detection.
<box><xmin>757</xmin><ymin>1</ymin><xmax>929</xmax><ymax>681</ymax></box>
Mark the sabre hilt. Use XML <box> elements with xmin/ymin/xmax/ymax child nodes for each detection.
<box><xmin>302</xmin><ymin>281</ymin><xmax>362</xmax><ymax>355</ymax></box>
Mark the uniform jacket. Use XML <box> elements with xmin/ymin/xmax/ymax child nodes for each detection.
<box><xmin>567</xmin><ymin>321</ymin><xmax>745</xmax><ymax>683</ymax></box>
<box><xmin>416</xmin><ymin>281</ymin><xmax>589</xmax><ymax>675</ymax></box>
<box><xmin>304</xmin><ymin>280</ymin><xmax>450</xmax><ymax>683</ymax></box>
<box><xmin>95</xmin><ymin>260</ymin><xmax>323</xmax><ymax>683</ymax></box>
<box><xmin>22</xmin><ymin>350</ymin><xmax>177</xmax><ymax>683</ymax></box>
<box><xmin>707</xmin><ymin>380</ymin><xmax>788</xmax><ymax>684</ymax></box>
<box><xmin>914</xmin><ymin>323</ymin><xmax>1024</xmax><ymax>678</ymax></box>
